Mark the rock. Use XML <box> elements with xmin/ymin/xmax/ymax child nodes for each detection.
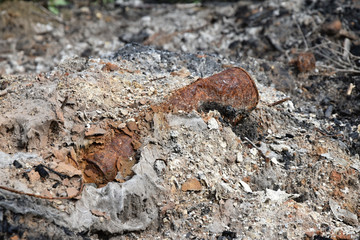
<box><xmin>239</xmin><ymin>180</ymin><xmax>252</xmax><ymax>193</ymax></box>
<box><xmin>207</xmin><ymin>118</ymin><xmax>219</xmax><ymax>130</ymax></box>
<box><xmin>66</xmin><ymin>187</ymin><xmax>78</xmax><ymax>197</ymax></box>
<box><xmin>154</xmin><ymin>160</ymin><xmax>166</xmax><ymax>176</ymax></box>
<box><xmin>126</xmin><ymin>121</ymin><xmax>138</xmax><ymax>132</ymax></box>
<box><xmin>120</xmin><ymin>109</ymin><xmax>129</xmax><ymax>116</ymax></box>
<box><xmin>167</xmin><ymin>113</ymin><xmax>207</xmax><ymax>131</ymax></box>
<box><xmin>265</xmin><ymin>189</ymin><xmax>300</xmax><ymax>203</ymax></box>
<box><xmin>84</xmin><ymin>126</ymin><xmax>107</xmax><ymax>137</ymax></box>
<box><xmin>270</xmin><ymin>143</ymin><xmax>291</xmax><ymax>153</ymax></box>
<box><xmin>28</xmin><ymin>169</ymin><xmax>40</xmax><ymax>183</ymax></box>
<box><xmin>101</xmin><ymin>62</ymin><xmax>119</xmax><ymax>72</ymax></box>
<box><xmin>236</xmin><ymin>152</ymin><xmax>243</xmax><ymax>163</ymax></box>
<box><xmin>52</xmin><ymin>148</ymin><xmax>68</xmax><ymax>162</ymax></box>
<box><xmin>53</xmin><ymin>162</ymin><xmax>82</xmax><ymax>177</ymax></box>
<box><xmin>321</xmin><ymin>19</ymin><xmax>342</xmax><ymax>35</ymax></box>
<box><xmin>329</xmin><ymin>199</ymin><xmax>358</xmax><ymax>226</ymax></box>
<box><xmin>181</xmin><ymin>178</ymin><xmax>202</xmax><ymax>191</ymax></box>
<box><xmin>294</xmin><ymin>52</ymin><xmax>316</xmax><ymax>73</ymax></box>
<box><xmin>71</xmin><ymin>124</ymin><xmax>85</xmax><ymax>134</ymax></box>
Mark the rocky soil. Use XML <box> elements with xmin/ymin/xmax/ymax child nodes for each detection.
<box><xmin>0</xmin><ymin>0</ymin><xmax>359</xmax><ymax>239</ymax></box>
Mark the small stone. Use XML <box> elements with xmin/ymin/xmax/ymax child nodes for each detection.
<box><xmin>148</xmin><ymin>86</ymin><xmax>155</xmax><ymax>95</ymax></box>
<box><xmin>181</xmin><ymin>178</ymin><xmax>202</xmax><ymax>192</ymax></box>
<box><xmin>322</xmin><ymin>19</ymin><xmax>342</xmax><ymax>35</ymax></box>
<box><xmin>295</xmin><ymin>52</ymin><xmax>316</xmax><ymax>72</ymax></box>
<box><xmin>117</xmin><ymin>122</ymin><xmax>126</xmax><ymax>129</ymax></box>
<box><xmin>239</xmin><ymin>180</ymin><xmax>252</xmax><ymax>193</ymax></box>
<box><xmin>53</xmin><ymin>148</ymin><xmax>68</xmax><ymax>162</ymax></box>
<box><xmin>54</xmin><ymin>162</ymin><xmax>82</xmax><ymax>177</ymax></box>
<box><xmin>66</xmin><ymin>187</ymin><xmax>78</xmax><ymax>197</ymax></box>
<box><xmin>28</xmin><ymin>169</ymin><xmax>40</xmax><ymax>183</ymax></box>
<box><xmin>126</xmin><ymin>121</ymin><xmax>138</xmax><ymax>131</ymax></box>
<box><xmin>250</xmin><ymin>148</ymin><xmax>258</xmax><ymax>156</ymax></box>
<box><xmin>120</xmin><ymin>109</ymin><xmax>129</xmax><ymax>116</ymax></box>
<box><xmin>85</xmin><ymin>125</ymin><xmax>107</xmax><ymax>137</ymax></box>
<box><xmin>154</xmin><ymin>160</ymin><xmax>167</xmax><ymax>176</ymax></box>
<box><xmin>144</xmin><ymin>112</ymin><xmax>152</xmax><ymax>122</ymax></box>
<box><xmin>71</xmin><ymin>124</ymin><xmax>85</xmax><ymax>134</ymax></box>
<box><xmin>101</xmin><ymin>62</ymin><xmax>119</xmax><ymax>72</ymax></box>
<box><xmin>13</xmin><ymin>160</ymin><xmax>22</xmax><ymax>169</ymax></box>
<box><xmin>62</xmin><ymin>178</ymin><xmax>71</xmax><ymax>186</ymax></box>
<box><xmin>236</xmin><ymin>152</ymin><xmax>243</xmax><ymax>163</ymax></box>
<box><xmin>207</xmin><ymin>118</ymin><xmax>219</xmax><ymax>130</ymax></box>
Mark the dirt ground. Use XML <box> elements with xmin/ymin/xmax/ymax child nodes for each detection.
<box><xmin>0</xmin><ymin>0</ymin><xmax>359</xmax><ymax>239</ymax></box>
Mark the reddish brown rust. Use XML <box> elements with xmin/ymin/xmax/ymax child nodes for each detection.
<box><xmin>158</xmin><ymin>67</ymin><xmax>259</xmax><ymax>124</ymax></box>
<box><xmin>82</xmin><ymin>129</ymin><xmax>137</xmax><ymax>186</ymax></box>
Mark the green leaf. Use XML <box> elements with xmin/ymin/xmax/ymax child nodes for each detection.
<box><xmin>52</xmin><ymin>0</ymin><xmax>68</xmax><ymax>6</ymax></box>
<box><xmin>48</xmin><ymin>5</ymin><xmax>59</xmax><ymax>15</ymax></box>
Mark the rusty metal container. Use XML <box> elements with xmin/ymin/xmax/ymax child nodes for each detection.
<box><xmin>163</xmin><ymin>67</ymin><xmax>259</xmax><ymax>124</ymax></box>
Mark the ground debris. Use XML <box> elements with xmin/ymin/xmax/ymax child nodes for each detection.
<box><xmin>0</xmin><ymin>0</ymin><xmax>360</xmax><ymax>239</ymax></box>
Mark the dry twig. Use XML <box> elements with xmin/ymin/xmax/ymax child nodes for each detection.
<box><xmin>0</xmin><ymin>178</ymin><xmax>84</xmax><ymax>200</ymax></box>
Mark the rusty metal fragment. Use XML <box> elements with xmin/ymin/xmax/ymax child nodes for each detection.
<box><xmin>158</xmin><ymin>67</ymin><xmax>259</xmax><ymax>124</ymax></box>
<box><xmin>81</xmin><ymin>128</ymin><xmax>138</xmax><ymax>186</ymax></box>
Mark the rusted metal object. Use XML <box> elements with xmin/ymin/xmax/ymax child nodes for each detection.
<box><xmin>159</xmin><ymin>67</ymin><xmax>259</xmax><ymax>124</ymax></box>
<box><xmin>81</xmin><ymin>128</ymin><xmax>138</xmax><ymax>186</ymax></box>
<box><xmin>80</xmin><ymin>68</ymin><xmax>259</xmax><ymax>186</ymax></box>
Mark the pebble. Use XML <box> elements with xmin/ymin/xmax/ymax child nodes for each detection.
<box><xmin>120</xmin><ymin>109</ymin><xmax>129</xmax><ymax>116</ymax></box>
<box><xmin>236</xmin><ymin>152</ymin><xmax>243</xmax><ymax>163</ymax></box>
<box><xmin>207</xmin><ymin>118</ymin><xmax>219</xmax><ymax>130</ymax></box>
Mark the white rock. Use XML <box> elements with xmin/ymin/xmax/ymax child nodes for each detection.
<box><xmin>207</xmin><ymin>118</ymin><xmax>219</xmax><ymax>130</ymax></box>
<box><xmin>250</xmin><ymin>148</ymin><xmax>258</xmax><ymax>156</ymax></box>
<box><xmin>270</xmin><ymin>144</ymin><xmax>291</xmax><ymax>153</ymax></box>
<box><xmin>236</xmin><ymin>152</ymin><xmax>243</xmax><ymax>163</ymax></box>
<box><xmin>265</xmin><ymin>189</ymin><xmax>299</xmax><ymax>203</ymax></box>
<box><xmin>240</xmin><ymin>180</ymin><xmax>252</xmax><ymax>193</ymax></box>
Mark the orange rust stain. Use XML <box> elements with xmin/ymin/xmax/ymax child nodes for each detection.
<box><xmin>157</xmin><ymin>67</ymin><xmax>259</xmax><ymax>124</ymax></box>
<box><xmin>80</xmin><ymin>128</ymin><xmax>138</xmax><ymax>186</ymax></box>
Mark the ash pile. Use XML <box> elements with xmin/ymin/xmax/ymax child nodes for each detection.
<box><xmin>0</xmin><ymin>0</ymin><xmax>359</xmax><ymax>239</ymax></box>
<box><xmin>0</xmin><ymin>43</ymin><xmax>358</xmax><ymax>239</ymax></box>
